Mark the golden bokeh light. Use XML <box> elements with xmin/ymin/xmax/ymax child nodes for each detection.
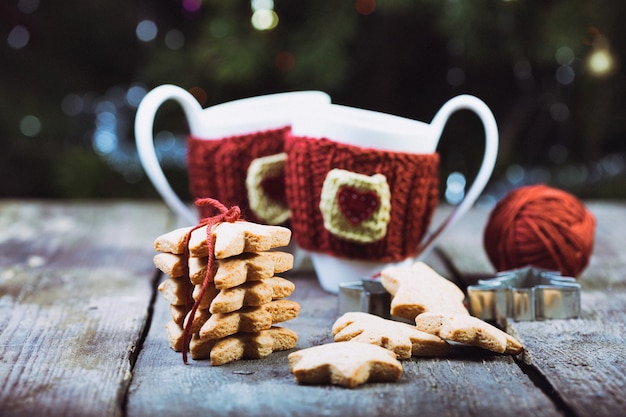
<box><xmin>586</xmin><ymin>48</ymin><xmax>615</xmax><ymax>77</ymax></box>
<box><xmin>251</xmin><ymin>9</ymin><xmax>279</xmax><ymax>31</ymax></box>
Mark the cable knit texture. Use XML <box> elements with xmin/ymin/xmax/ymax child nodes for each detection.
<box><xmin>186</xmin><ymin>126</ymin><xmax>290</xmax><ymax>222</ymax></box>
<box><xmin>284</xmin><ymin>134</ymin><xmax>440</xmax><ymax>262</ymax></box>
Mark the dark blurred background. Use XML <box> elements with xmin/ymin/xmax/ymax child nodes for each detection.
<box><xmin>1</xmin><ymin>0</ymin><xmax>625</xmax><ymax>203</ymax></box>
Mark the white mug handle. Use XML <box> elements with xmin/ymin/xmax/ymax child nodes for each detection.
<box><xmin>417</xmin><ymin>94</ymin><xmax>499</xmax><ymax>256</ymax></box>
<box><xmin>135</xmin><ymin>85</ymin><xmax>202</xmax><ymax>225</ymax></box>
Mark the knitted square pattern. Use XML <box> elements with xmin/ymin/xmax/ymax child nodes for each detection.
<box><xmin>319</xmin><ymin>168</ymin><xmax>391</xmax><ymax>243</ymax></box>
<box><xmin>284</xmin><ymin>135</ymin><xmax>440</xmax><ymax>262</ymax></box>
<box><xmin>186</xmin><ymin>126</ymin><xmax>290</xmax><ymax>223</ymax></box>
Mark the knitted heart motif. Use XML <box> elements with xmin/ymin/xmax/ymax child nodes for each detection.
<box><xmin>319</xmin><ymin>169</ymin><xmax>391</xmax><ymax>243</ymax></box>
<box><xmin>246</xmin><ymin>152</ymin><xmax>289</xmax><ymax>225</ymax></box>
<box><xmin>337</xmin><ymin>186</ymin><xmax>380</xmax><ymax>226</ymax></box>
<box><xmin>260</xmin><ymin>173</ymin><xmax>287</xmax><ymax>205</ymax></box>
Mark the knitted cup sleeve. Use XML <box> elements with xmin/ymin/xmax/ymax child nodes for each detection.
<box><xmin>284</xmin><ymin>135</ymin><xmax>440</xmax><ymax>262</ymax></box>
<box><xmin>186</xmin><ymin>126</ymin><xmax>290</xmax><ymax>223</ymax></box>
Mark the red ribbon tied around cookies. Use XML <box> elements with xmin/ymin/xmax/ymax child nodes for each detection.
<box><xmin>181</xmin><ymin>198</ymin><xmax>241</xmax><ymax>364</ymax></box>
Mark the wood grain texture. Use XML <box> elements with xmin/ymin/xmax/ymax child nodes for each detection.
<box><xmin>512</xmin><ymin>290</ymin><xmax>626</xmax><ymax>417</ymax></box>
<box><xmin>0</xmin><ymin>201</ymin><xmax>170</xmax><ymax>417</ymax></box>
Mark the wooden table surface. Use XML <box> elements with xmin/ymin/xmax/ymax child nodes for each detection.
<box><xmin>1</xmin><ymin>200</ymin><xmax>624</xmax><ymax>417</ymax></box>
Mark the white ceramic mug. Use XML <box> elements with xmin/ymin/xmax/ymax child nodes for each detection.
<box><xmin>134</xmin><ymin>84</ymin><xmax>331</xmax><ymax>225</ymax></box>
<box><xmin>286</xmin><ymin>95</ymin><xmax>499</xmax><ymax>292</ymax></box>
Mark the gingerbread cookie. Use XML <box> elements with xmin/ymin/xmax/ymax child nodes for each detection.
<box><xmin>182</xmin><ymin>307</ymin><xmax>212</xmax><ymax>334</ymax></box>
<box><xmin>153</xmin><ymin>252</ymin><xmax>185</xmax><ymax>278</ymax></box>
<box><xmin>190</xmin><ymin>326</ymin><xmax>298</xmax><ymax>365</ymax></box>
<box><xmin>414</xmin><ymin>312</ymin><xmax>523</xmax><ymax>355</ymax></box>
<box><xmin>157</xmin><ymin>278</ymin><xmax>192</xmax><ymax>306</ymax></box>
<box><xmin>169</xmin><ymin>304</ymin><xmax>186</xmax><ymax>325</ymax></box>
<box><xmin>288</xmin><ymin>342</ymin><xmax>403</xmax><ymax>388</ymax></box>
<box><xmin>332</xmin><ymin>312</ymin><xmax>449</xmax><ymax>359</ymax></box>
<box><xmin>199</xmin><ymin>300</ymin><xmax>300</xmax><ymax>340</ymax></box>
<box><xmin>153</xmin><ymin>221</ymin><xmax>291</xmax><ymax>258</ymax></box>
<box><xmin>205</xmin><ymin>277</ymin><xmax>295</xmax><ymax>314</ymax></box>
<box><xmin>263</xmin><ymin>276</ymin><xmax>296</xmax><ymax>299</ymax></box>
<box><xmin>212</xmin><ymin>251</ymin><xmax>293</xmax><ymax>289</ymax></box>
<box><xmin>380</xmin><ymin>261</ymin><xmax>468</xmax><ymax>320</ymax></box>
<box><xmin>207</xmin><ymin>280</ymin><xmax>274</xmax><ymax>313</ymax></box>
<box><xmin>165</xmin><ymin>320</ymin><xmax>184</xmax><ymax>351</ymax></box>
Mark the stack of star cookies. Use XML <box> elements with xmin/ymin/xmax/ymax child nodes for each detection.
<box><xmin>153</xmin><ymin>220</ymin><xmax>300</xmax><ymax>365</ymax></box>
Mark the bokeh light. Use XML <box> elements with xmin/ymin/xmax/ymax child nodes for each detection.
<box><xmin>182</xmin><ymin>0</ymin><xmax>201</xmax><ymax>13</ymax></box>
<box><xmin>549</xmin><ymin>101</ymin><xmax>569</xmax><ymax>122</ymax></box>
<box><xmin>8</xmin><ymin>26</ymin><xmax>30</xmax><ymax>49</ymax></box>
<box><xmin>17</xmin><ymin>0</ymin><xmax>39</xmax><ymax>14</ymax></box>
<box><xmin>136</xmin><ymin>20</ymin><xmax>158</xmax><ymax>42</ymax></box>
<box><xmin>19</xmin><ymin>115</ymin><xmax>41</xmax><ymax>137</ymax></box>
<box><xmin>601</xmin><ymin>154</ymin><xmax>625</xmax><ymax>176</ymax></box>
<box><xmin>189</xmin><ymin>86</ymin><xmax>208</xmax><ymax>106</ymax></box>
<box><xmin>251</xmin><ymin>9</ymin><xmax>279</xmax><ymax>31</ymax></box>
<box><xmin>155</xmin><ymin>131</ymin><xmax>177</xmax><ymax>156</ymax></box>
<box><xmin>275</xmin><ymin>51</ymin><xmax>295</xmax><ymax>72</ymax></box>
<box><xmin>555</xmin><ymin>65</ymin><xmax>575</xmax><ymax>85</ymax></box>
<box><xmin>93</xmin><ymin>101</ymin><xmax>118</xmax><ymax>155</ymax></box>
<box><xmin>251</xmin><ymin>0</ymin><xmax>278</xmax><ymax>30</ymax></box>
<box><xmin>505</xmin><ymin>164</ymin><xmax>525</xmax><ymax>185</ymax></box>
<box><xmin>584</xmin><ymin>28</ymin><xmax>617</xmax><ymax>78</ymax></box>
<box><xmin>355</xmin><ymin>0</ymin><xmax>377</xmax><ymax>15</ymax></box>
<box><xmin>251</xmin><ymin>0</ymin><xmax>274</xmax><ymax>10</ymax></box>
<box><xmin>445</xmin><ymin>172</ymin><xmax>466</xmax><ymax>205</ymax></box>
<box><xmin>446</xmin><ymin>67</ymin><xmax>465</xmax><ymax>86</ymax></box>
<box><xmin>555</xmin><ymin>46</ymin><xmax>575</xmax><ymax>66</ymax></box>
<box><xmin>587</xmin><ymin>48</ymin><xmax>615</xmax><ymax>77</ymax></box>
<box><xmin>61</xmin><ymin>94</ymin><xmax>84</xmax><ymax>116</ymax></box>
<box><xmin>125</xmin><ymin>85</ymin><xmax>147</xmax><ymax>108</ymax></box>
<box><xmin>165</xmin><ymin>30</ymin><xmax>185</xmax><ymax>50</ymax></box>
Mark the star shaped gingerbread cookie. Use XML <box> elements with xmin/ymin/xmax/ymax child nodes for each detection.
<box><xmin>288</xmin><ymin>341</ymin><xmax>403</xmax><ymax>388</ymax></box>
<box><xmin>332</xmin><ymin>312</ymin><xmax>449</xmax><ymax>359</ymax></box>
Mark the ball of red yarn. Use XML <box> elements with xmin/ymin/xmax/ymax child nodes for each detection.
<box><xmin>483</xmin><ymin>184</ymin><xmax>596</xmax><ymax>277</ymax></box>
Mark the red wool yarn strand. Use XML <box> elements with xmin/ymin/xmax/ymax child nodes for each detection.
<box><xmin>483</xmin><ymin>184</ymin><xmax>596</xmax><ymax>277</ymax></box>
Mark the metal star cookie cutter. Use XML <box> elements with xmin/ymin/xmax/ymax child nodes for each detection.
<box><xmin>338</xmin><ymin>280</ymin><xmax>391</xmax><ymax>319</ymax></box>
<box><xmin>467</xmin><ymin>267</ymin><xmax>581</xmax><ymax>322</ymax></box>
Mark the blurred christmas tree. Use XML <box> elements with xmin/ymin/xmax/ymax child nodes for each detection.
<box><xmin>1</xmin><ymin>0</ymin><xmax>624</xmax><ymax>199</ymax></box>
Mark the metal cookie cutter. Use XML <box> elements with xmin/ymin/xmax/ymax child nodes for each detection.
<box><xmin>467</xmin><ymin>267</ymin><xmax>581</xmax><ymax>322</ymax></box>
<box><xmin>338</xmin><ymin>280</ymin><xmax>391</xmax><ymax>319</ymax></box>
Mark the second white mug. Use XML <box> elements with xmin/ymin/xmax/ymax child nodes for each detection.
<box><xmin>286</xmin><ymin>95</ymin><xmax>499</xmax><ymax>292</ymax></box>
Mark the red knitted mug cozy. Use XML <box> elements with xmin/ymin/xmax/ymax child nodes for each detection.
<box><xmin>186</xmin><ymin>126</ymin><xmax>290</xmax><ymax>223</ymax></box>
<box><xmin>284</xmin><ymin>134</ymin><xmax>440</xmax><ymax>262</ymax></box>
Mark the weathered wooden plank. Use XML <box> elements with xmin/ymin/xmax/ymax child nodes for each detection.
<box><xmin>436</xmin><ymin>201</ymin><xmax>626</xmax><ymax>417</ymax></box>
<box><xmin>127</xmin><ymin>266</ymin><xmax>560</xmax><ymax>417</ymax></box>
<box><xmin>0</xmin><ymin>201</ymin><xmax>171</xmax><ymax>417</ymax></box>
<box><xmin>513</xmin><ymin>290</ymin><xmax>626</xmax><ymax>417</ymax></box>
